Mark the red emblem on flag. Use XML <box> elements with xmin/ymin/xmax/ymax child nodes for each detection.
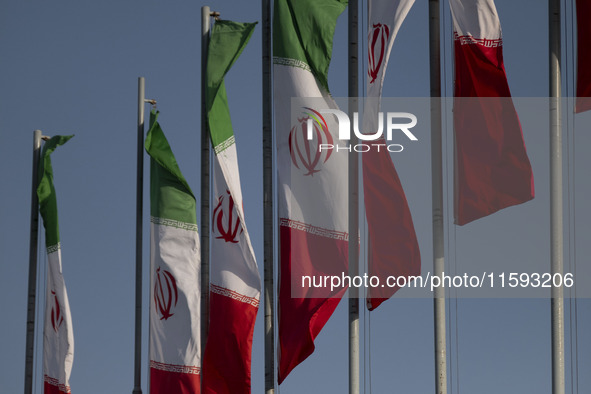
<box><xmin>50</xmin><ymin>290</ymin><xmax>63</xmax><ymax>332</ymax></box>
<box><xmin>289</xmin><ymin>108</ymin><xmax>333</xmax><ymax>176</ymax></box>
<box><xmin>213</xmin><ymin>189</ymin><xmax>243</xmax><ymax>243</ymax></box>
<box><xmin>154</xmin><ymin>267</ymin><xmax>178</xmax><ymax>320</ymax></box>
<box><xmin>368</xmin><ymin>23</ymin><xmax>390</xmax><ymax>84</ymax></box>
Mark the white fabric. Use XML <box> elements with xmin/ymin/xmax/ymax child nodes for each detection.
<box><xmin>367</xmin><ymin>0</ymin><xmax>415</xmax><ymax>98</ymax></box>
<box><xmin>449</xmin><ymin>0</ymin><xmax>502</xmax><ymax>40</ymax></box>
<box><xmin>43</xmin><ymin>247</ymin><xmax>74</xmax><ymax>392</ymax></box>
<box><xmin>364</xmin><ymin>0</ymin><xmax>415</xmax><ymax>134</ymax></box>
<box><xmin>149</xmin><ymin>222</ymin><xmax>200</xmax><ymax>367</ymax></box>
<box><xmin>211</xmin><ymin>143</ymin><xmax>261</xmax><ymax>300</ymax></box>
<box><xmin>274</xmin><ymin>63</ymin><xmax>348</xmax><ymax>233</ymax></box>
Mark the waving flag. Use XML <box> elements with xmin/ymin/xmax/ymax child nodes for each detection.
<box><xmin>202</xmin><ymin>20</ymin><xmax>261</xmax><ymax>394</ymax></box>
<box><xmin>363</xmin><ymin>0</ymin><xmax>420</xmax><ymax>310</ymax></box>
<box><xmin>38</xmin><ymin>135</ymin><xmax>75</xmax><ymax>394</ymax></box>
<box><xmin>576</xmin><ymin>0</ymin><xmax>591</xmax><ymax>113</ymax></box>
<box><xmin>146</xmin><ymin>111</ymin><xmax>201</xmax><ymax>394</ymax></box>
<box><xmin>450</xmin><ymin>0</ymin><xmax>534</xmax><ymax>225</ymax></box>
<box><xmin>274</xmin><ymin>0</ymin><xmax>349</xmax><ymax>383</ymax></box>
<box><xmin>365</xmin><ymin>0</ymin><xmax>415</xmax><ymax>95</ymax></box>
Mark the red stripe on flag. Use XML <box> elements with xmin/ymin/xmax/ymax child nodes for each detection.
<box><xmin>44</xmin><ymin>382</ymin><xmax>70</xmax><ymax>394</ymax></box>
<box><xmin>363</xmin><ymin>139</ymin><xmax>421</xmax><ymax>310</ymax></box>
<box><xmin>202</xmin><ymin>290</ymin><xmax>258</xmax><ymax>393</ymax></box>
<box><xmin>44</xmin><ymin>375</ymin><xmax>71</xmax><ymax>394</ymax></box>
<box><xmin>576</xmin><ymin>0</ymin><xmax>591</xmax><ymax>112</ymax></box>
<box><xmin>454</xmin><ymin>39</ymin><xmax>534</xmax><ymax>225</ymax></box>
<box><xmin>150</xmin><ymin>365</ymin><xmax>200</xmax><ymax>394</ymax></box>
<box><xmin>278</xmin><ymin>223</ymin><xmax>348</xmax><ymax>383</ymax></box>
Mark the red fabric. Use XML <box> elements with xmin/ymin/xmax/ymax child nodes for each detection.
<box><xmin>454</xmin><ymin>39</ymin><xmax>534</xmax><ymax>225</ymax></box>
<box><xmin>202</xmin><ymin>291</ymin><xmax>258</xmax><ymax>393</ymax></box>
<box><xmin>150</xmin><ymin>366</ymin><xmax>200</xmax><ymax>394</ymax></box>
<box><xmin>363</xmin><ymin>139</ymin><xmax>421</xmax><ymax>310</ymax></box>
<box><xmin>44</xmin><ymin>379</ymin><xmax>70</xmax><ymax>394</ymax></box>
<box><xmin>576</xmin><ymin>0</ymin><xmax>591</xmax><ymax>113</ymax></box>
<box><xmin>278</xmin><ymin>224</ymin><xmax>348</xmax><ymax>383</ymax></box>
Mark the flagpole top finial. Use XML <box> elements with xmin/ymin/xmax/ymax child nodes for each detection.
<box><xmin>144</xmin><ymin>99</ymin><xmax>157</xmax><ymax>110</ymax></box>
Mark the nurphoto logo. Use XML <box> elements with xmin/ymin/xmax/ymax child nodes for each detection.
<box><xmin>303</xmin><ymin>107</ymin><xmax>418</xmax><ymax>153</ymax></box>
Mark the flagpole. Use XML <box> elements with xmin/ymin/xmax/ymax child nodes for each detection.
<box><xmin>262</xmin><ymin>0</ymin><xmax>275</xmax><ymax>391</ymax></box>
<box><xmin>133</xmin><ymin>76</ymin><xmax>146</xmax><ymax>394</ymax></box>
<box><xmin>24</xmin><ymin>129</ymin><xmax>43</xmax><ymax>394</ymax></box>
<box><xmin>348</xmin><ymin>0</ymin><xmax>359</xmax><ymax>393</ymax></box>
<box><xmin>201</xmin><ymin>5</ymin><xmax>212</xmax><ymax>360</ymax></box>
<box><xmin>549</xmin><ymin>0</ymin><xmax>565</xmax><ymax>393</ymax></box>
<box><xmin>428</xmin><ymin>1</ymin><xmax>447</xmax><ymax>393</ymax></box>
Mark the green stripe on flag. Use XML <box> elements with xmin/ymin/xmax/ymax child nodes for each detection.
<box><xmin>206</xmin><ymin>20</ymin><xmax>257</xmax><ymax>150</ymax></box>
<box><xmin>37</xmin><ymin>135</ymin><xmax>73</xmax><ymax>248</ymax></box>
<box><xmin>145</xmin><ymin>110</ymin><xmax>197</xmax><ymax>226</ymax></box>
<box><xmin>273</xmin><ymin>0</ymin><xmax>347</xmax><ymax>91</ymax></box>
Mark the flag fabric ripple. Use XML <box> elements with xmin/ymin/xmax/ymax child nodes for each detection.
<box><xmin>203</xmin><ymin>20</ymin><xmax>261</xmax><ymax>394</ymax></box>
<box><xmin>146</xmin><ymin>111</ymin><xmax>201</xmax><ymax>394</ymax></box>
<box><xmin>274</xmin><ymin>0</ymin><xmax>349</xmax><ymax>383</ymax></box>
<box><xmin>363</xmin><ymin>0</ymin><xmax>421</xmax><ymax>311</ymax></box>
<box><xmin>450</xmin><ymin>0</ymin><xmax>534</xmax><ymax>225</ymax></box>
<box><xmin>38</xmin><ymin>135</ymin><xmax>75</xmax><ymax>394</ymax></box>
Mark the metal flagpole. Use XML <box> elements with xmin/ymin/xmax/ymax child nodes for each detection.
<box><xmin>348</xmin><ymin>0</ymin><xmax>359</xmax><ymax>393</ymax></box>
<box><xmin>133</xmin><ymin>77</ymin><xmax>146</xmax><ymax>394</ymax></box>
<box><xmin>201</xmin><ymin>5</ymin><xmax>212</xmax><ymax>363</ymax></box>
<box><xmin>133</xmin><ymin>77</ymin><xmax>156</xmax><ymax>394</ymax></box>
<box><xmin>428</xmin><ymin>1</ymin><xmax>447</xmax><ymax>393</ymax></box>
<box><xmin>24</xmin><ymin>129</ymin><xmax>43</xmax><ymax>394</ymax></box>
<box><xmin>549</xmin><ymin>0</ymin><xmax>565</xmax><ymax>393</ymax></box>
<box><xmin>262</xmin><ymin>0</ymin><xmax>275</xmax><ymax>391</ymax></box>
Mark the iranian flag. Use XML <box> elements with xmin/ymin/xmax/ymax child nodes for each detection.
<box><xmin>576</xmin><ymin>0</ymin><xmax>591</xmax><ymax>113</ymax></box>
<box><xmin>274</xmin><ymin>0</ymin><xmax>349</xmax><ymax>383</ymax></box>
<box><xmin>202</xmin><ymin>20</ymin><xmax>261</xmax><ymax>394</ymax></box>
<box><xmin>146</xmin><ymin>111</ymin><xmax>201</xmax><ymax>394</ymax></box>
<box><xmin>38</xmin><ymin>135</ymin><xmax>75</xmax><ymax>394</ymax></box>
<box><xmin>363</xmin><ymin>0</ymin><xmax>420</xmax><ymax>311</ymax></box>
<box><xmin>450</xmin><ymin>0</ymin><xmax>534</xmax><ymax>225</ymax></box>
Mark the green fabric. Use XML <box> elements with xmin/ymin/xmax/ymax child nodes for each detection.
<box><xmin>273</xmin><ymin>0</ymin><xmax>347</xmax><ymax>91</ymax></box>
<box><xmin>145</xmin><ymin>110</ymin><xmax>197</xmax><ymax>225</ymax></box>
<box><xmin>37</xmin><ymin>135</ymin><xmax>73</xmax><ymax>248</ymax></box>
<box><xmin>206</xmin><ymin>20</ymin><xmax>257</xmax><ymax>149</ymax></box>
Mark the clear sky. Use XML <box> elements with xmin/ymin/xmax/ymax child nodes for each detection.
<box><xmin>1</xmin><ymin>0</ymin><xmax>589</xmax><ymax>393</ymax></box>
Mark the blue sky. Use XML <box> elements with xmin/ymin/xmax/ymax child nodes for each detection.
<box><xmin>1</xmin><ymin>0</ymin><xmax>589</xmax><ymax>393</ymax></box>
